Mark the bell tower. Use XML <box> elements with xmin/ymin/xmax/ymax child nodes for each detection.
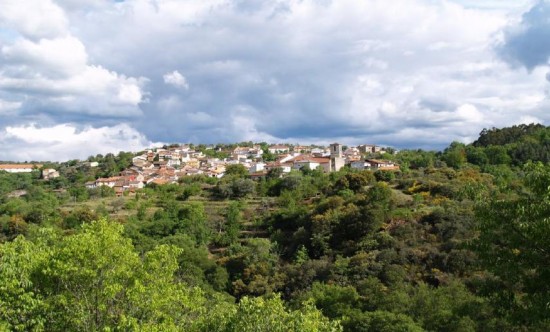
<box><xmin>329</xmin><ymin>143</ymin><xmax>345</xmax><ymax>172</ymax></box>
<box><xmin>330</xmin><ymin>143</ymin><xmax>343</xmax><ymax>158</ymax></box>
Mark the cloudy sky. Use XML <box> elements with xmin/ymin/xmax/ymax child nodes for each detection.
<box><xmin>1</xmin><ymin>0</ymin><xmax>550</xmax><ymax>161</ymax></box>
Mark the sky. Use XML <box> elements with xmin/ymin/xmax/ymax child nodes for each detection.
<box><xmin>1</xmin><ymin>0</ymin><xmax>550</xmax><ymax>161</ymax></box>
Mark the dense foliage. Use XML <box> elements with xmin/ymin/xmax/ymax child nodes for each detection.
<box><xmin>1</xmin><ymin>124</ymin><xmax>550</xmax><ymax>331</ymax></box>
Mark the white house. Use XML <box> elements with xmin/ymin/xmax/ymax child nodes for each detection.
<box><xmin>350</xmin><ymin>161</ymin><xmax>372</xmax><ymax>170</ymax></box>
<box><xmin>265</xmin><ymin>163</ymin><xmax>293</xmax><ymax>173</ymax></box>
<box><xmin>249</xmin><ymin>162</ymin><xmax>265</xmax><ymax>174</ymax></box>
<box><xmin>268</xmin><ymin>145</ymin><xmax>290</xmax><ymax>154</ymax></box>
<box><xmin>0</xmin><ymin>164</ymin><xmax>41</xmax><ymax>173</ymax></box>
<box><xmin>366</xmin><ymin>159</ymin><xmax>398</xmax><ymax>170</ymax></box>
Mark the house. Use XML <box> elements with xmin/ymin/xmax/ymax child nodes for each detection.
<box><xmin>207</xmin><ymin>165</ymin><xmax>226</xmax><ymax>178</ymax></box>
<box><xmin>42</xmin><ymin>168</ymin><xmax>60</xmax><ymax>180</ymax></box>
<box><xmin>248</xmin><ymin>162</ymin><xmax>265</xmax><ymax>174</ymax></box>
<box><xmin>250</xmin><ymin>171</ymin><xmax>268</xmax><ymax>180</ymax></box>
<box><xmin>129</xmin><ymin>181</ymin><xmax>144</xmax><ymax>189</ymax></box>
<box><xmin>229</xmin><ymin>146</ymin><xmax>252</xmax><ymax>161</ymax></box>
<box><xmin>233</xmin><ymin>147</ymin><xmax>251</xmax><ymax>157</ymax></box>
<box><xmin>350</xmin><ymin>160</ymin><xmax>372</xmax><ymax>170</ymax></box>
<box><xmin>358</xmin><ymin>144</ymin><xmax>383</xmax><ymax>154</ymax></box>
<box><xmin>311</xmin><ymin>148</ymin><xmax>329</xmax><ymax>156</ymax></box>
<box><xmin>293</xmin><ymin>145</ymin><xmax>311</xmax><ymax>153</ymax></box>
<box><xmin>346</xmin><ymin>155</ymin><xmax>362</xmax><ymax>162</ymax></box>
<box><xmin>0</xmin><ymin>164</ymin><xmax>42</xmax><ymax>173</ymax></box>
<box><xmin>151</xmin><ymin>178</ymin><xmax>170</xmax><ymax>186</ymax></box>
<box><xmin>344</xmin><ymin>146</ymin><xmax>360</xmax><ymax>157</ymax></box>
<box><xmin>265</xmin><ymin>163</ymin><xmax>292</xmax><ymax>174</ymax></box>
<box><xmin>183</xmin><ymin>168</ymin><xmax>204</xmax><ymax>176</ymax></box>
<box><xmin>95</xmin><ymin>177</ymin><xmax>123</xmax><ymax>188</ymax></box>
<box><xmin>133</xmin><ymin>155</ymin><xmax>147</xmax><ymax>166</ymax></box>
<box><xmin>366</xmin><ymin>159</ymin><xmax>399</xmax><ymax>170</ymax></box>
<box><xmin>141</xmin><ymin>162</ymin><xmax>155</xmax><ymax>170</ymax></box>
<box><xmin>277</xmin><ymin>153</ymin><xmax>301</xmax><ymax>163</ymax></box>
<box><xmin>248</xmin><ymin>146</ymin><xmax>264</xmax><ymax>158</ymax></box>
<box><xmin>292</xmin><ymin>157</ymin><xmax>331</xmax><ymax>173</ymax></box>
<box><xmin>179</xmin><ymin>145</ymin><xmax>192</xmax><ymax>152</ymax></box>
<box><xmin>167</xmin><ymin>158</ymin><xmax>181</xmax><ymax>167</ymax></box>
<box><xmin>268</xmin><ymin>145</ymin><xmax>290</xmax><ymax>154</ymax></box>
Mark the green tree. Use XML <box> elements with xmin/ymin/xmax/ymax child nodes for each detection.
<box><xmin>198</xmin><ymin>295</ymin><xmax>341</xmax><ymax>332</ymax></box>
<box><xmin>473</xmin><ymin>162</ymin><xmax>550</xmax><ymax>329</ymax></box>
<box><xmin>223</xmin><ymin>201</ymin><xmax>242</xmax><ymax>246</ymax></box>
<box><xmin>0</xmin><ymin>219</ymin><xmax>206</xmax><ymax>331</ymax></box>
<box><xmin>175</xmin><ymin>202</ymin><xmax>211</xmax><ymax>245</ymax></box>
<box><xmin>225</xmin><ymin>164</ymin><xmax>249</xmax><ymax>178</ymax></box>
<box><xmin>442</xmin><ymin>142</ymin><xmax>466</xmax><ymax>169</ymax></box>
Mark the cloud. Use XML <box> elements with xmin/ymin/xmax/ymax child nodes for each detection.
<box><xmin>0</xmin><ymin>123</ymin><xmax>159</xmax><ymax>162</ymax></box>
<box><xmin>0</xmin><ymin>99</ymin><xmax>22</xmax><ymax>114</ymax></box>
<box><xmin>2</xmin><ymin>36</ymin><xmax>88</xmax><ymax>77</ymax></box>
<box><xmin>0</xmin><ymin>0</ymin><xmax>68</xmax><ymax>39</ymax></box>
<box><xmin>0</xmin><ymin>0</ymin><xmax>147</xmax><ymax>122</ymax></box>
<box><xmin>2</xmin><ymin>0</ymin><xmax>550</xmax><ymax>161</ymax></box>
<box><xmin>163</xmin><ymin>70</ymin><xmax>189</xmax><ymax>90</ymax></box>
<box><xmin>451</xmin><ymin>0</ymin><xmax>532</xmax><ymax>12</ymax></box>
<box><xmin>498</xmin><ymin>0</ymin><xmax>550</xmax><ymax>70</ymax></box>
<box><xmin>87</xmin><ymin>0</ymin><xmax>524</xmax><ymax>148</ymax></box>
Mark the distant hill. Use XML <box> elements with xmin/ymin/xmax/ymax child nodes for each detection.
<box><xmin>468</xmin><ymin>123</ymin><xmax>550</xmax><ymax>166</ymax></box>
<box><xmin>472</xmin><ymin>123</ymin><xmax>547</xmax><ymax>147</ymax></box>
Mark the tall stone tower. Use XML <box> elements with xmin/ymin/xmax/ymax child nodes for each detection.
<box><xmin>330</xmin><ymin>143</ymin><xmax>345</xmax><ymax>172</ymax></box>
<box><xmin>330</xmin><ymin>143</ymin><xmax>343</xmax><ymax>158</ymax></box>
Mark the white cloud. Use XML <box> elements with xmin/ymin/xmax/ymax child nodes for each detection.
<box><xmin>0</xmin><ymin>123</ymin><xmax>159</xmax><ymax>161</ymax></box>
<box><xmin>2</xmin><ymin>36</ymin><xmax>88</xmax><ymax>77</ymax></box>
<box><xmin>163</xmin><ymin>70</ymin><xmax>189</xmax><ymax>90</ymax></box>
<box><xmin>0</xmin><ymin>99</ymin><xmax>21</xmax><ymax>113</ymax></box>
<box><xmin>0</xmin><ymin>0</ymin><xmax>68</xmax><ymax>39</ymax></box>
<box><xmin>0</xmin><ymin>1</ymin><xmax>147</xmax><ymax>119</ymax></box>
<box><xmin>1</xmin><ymin>0</ymin><xmax>549</xmax><ymax>160</ymax></box>
<box><xmin>519</xmin><ymin>115</ymin><xmax>543</xmax><ymax>125</ymax></box>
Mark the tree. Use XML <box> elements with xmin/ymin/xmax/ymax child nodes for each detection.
<box><xmin>267</xmin><ymin>167</ymin><xmax>284</xmax><ymax>179</ymax></box>
<box><xmin>0</xmin><ymin>219</ymin><xmax>206</xmax><ymax>331</ymax></box>
<box><xmin>223</xmin><ymin>201</ymin><xmax>242</xmax><ymax>246</ymax></box>
<box><xmin>225</xmin><ymin>164</ymin><xmax>249</xmax><ymax>178</ymax></box>
<box><xmin>197</xmin><ymin>295</ymin><xmax>342</xmax><ymax>332</ymax></box>
<box><xmin>485</xmin><ymin>145</ymin><xmax>511</xmax><ymax>165</ymax></box>
<box><xmin>442</xmin><ymin>142</ymin><xmax>466</xmax><ymax>169</ymax></box>
<box><xmin>0</xmin><ymin>234</ymin><xmax>49</xmax><ymax>331</ymax></box>
<box><xmin>175</xmin><ymin>202</ymin><xmax>211</xmax><ymax>245</ymax></box>
<box><xmin>334</xmin><ymin>172</ymin><xmax>369</xmax><ymax>193</ymax></box>
<box><xmin>345</xmin><ymin>311</ymin><xmax>423</xmax><ymax>332</ymax></box>
<box><xmin>473</xmin><ymin>162</ymin><xmax>550</xmax><ymax>329</ymax></box>
<box><xmin>231</xmin><ymin>178</ymin><xmax>255</xmax><ymax>198</ymax></box>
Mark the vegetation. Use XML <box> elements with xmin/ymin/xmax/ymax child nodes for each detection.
<box><xmin>1</xmin><ymin>124</ymin><xmax>550</xmax><ymax>330</ymax></box>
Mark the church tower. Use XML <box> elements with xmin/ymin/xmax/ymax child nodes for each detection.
<box><xmin>330</xmin><ymin>143</ymin><xmax>345</xmax><ymax>172</ymax></box>
<box><xmin>330</xmin><ymin>143</ymin><xmax>343</xmax><ymax>158</ymax></box>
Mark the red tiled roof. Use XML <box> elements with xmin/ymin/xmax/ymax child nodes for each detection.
<box><xmin>0</xmin><ymin>164</ymin><xmax>42</xmax><ymax>169</ymax></box>
<box><xmin>291</xmin><ymin>155</ymin><xmax>330</xmax><ymax>163</ymax></box>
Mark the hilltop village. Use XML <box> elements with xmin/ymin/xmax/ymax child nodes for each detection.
<box><xmin>112</xmin><ymin>143</ymin><xmax>397</xmax><ymax>193</ymax></box>
<box><xmin>84</xmin><ymin>143</ymin><xmax>398</xmax><ymax>195</ymax></box>
<box><xmin>0</xmin><ymin>143</ymin><xmax>398</xmax><ymax>196</ymax></box>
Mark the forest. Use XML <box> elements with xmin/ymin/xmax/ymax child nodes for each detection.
<box><xmin>1</xmin><ymin>123</ymin><xmax>549</xmax><ymax>331</ymax></box>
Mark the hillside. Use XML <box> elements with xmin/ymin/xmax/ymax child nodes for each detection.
<box><xmin>0</xmin><ymin>125</ymin><xmax>549</xmax><ymax>331</ymax></box>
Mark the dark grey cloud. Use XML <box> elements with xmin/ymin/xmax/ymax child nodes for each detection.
<box><xmin>498</xmin><ymin>0</ymin><xmax>550</xmax><ymax>70</ymax></box>
<box><xmin>0</xmin><ymin>0</ymin><xmax>549</xmax><ymax>161</ymax></box>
